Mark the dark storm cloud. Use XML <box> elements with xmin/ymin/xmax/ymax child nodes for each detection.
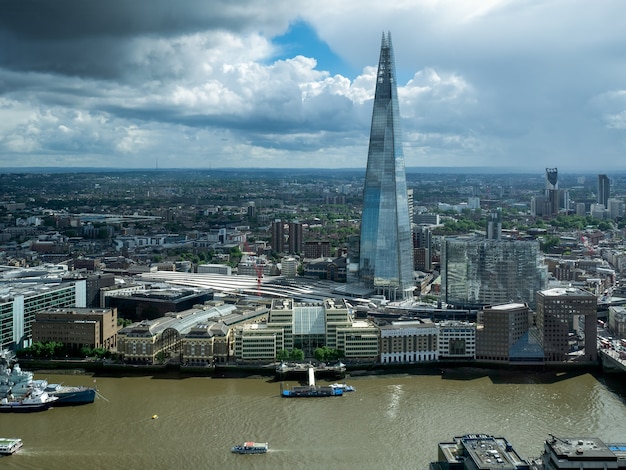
<box><xmin>0</xmin><ymin>0</ymin><xmax>292</xmax><ymax>78</ymax></box>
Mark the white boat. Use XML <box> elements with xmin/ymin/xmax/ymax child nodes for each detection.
<box><xmin>0</xmin><ymin>388</ymin><xmax>59</xmax><ymax>413</ymax></box>
<box><xmin>231</xmin><ymin>441</ymin><xmax>268</xmax><ymax>454</ymax></box>
<box><xmin>329</xmin><ymin>383</ymin><xmax>356</xmax><ymax>392</ymax></box>
<box><xmin>0</xmin><ymin>438</ymin><xmax>23</xmax><ymax>455</ymax></box>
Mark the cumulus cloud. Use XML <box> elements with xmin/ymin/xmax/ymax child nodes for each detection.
<box><xmin>0</xmin><ymin>0</ymin><xmax>625</xmax><ymax>170</ymax></box>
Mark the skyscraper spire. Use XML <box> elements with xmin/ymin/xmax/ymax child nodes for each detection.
<box><xmin>358</xmin><ymin>32</ymin><xmax>414</xmax><ymax>301</ymax></box>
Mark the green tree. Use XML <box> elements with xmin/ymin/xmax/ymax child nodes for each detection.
<box><xmin>276</xmin><ymin>349</ymin><xmax>290</xmax><ymax>361</ymax></box>
<box><xmin>540</xmin><ymin>235</ymin><xmax>560</xmax><ymax>253</ymax></box>
<box><xmin>290</xmin><ymin>348</ymin><xmax>305</xmax><ymax>361</ymax></box>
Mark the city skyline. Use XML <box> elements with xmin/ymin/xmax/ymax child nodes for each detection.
<box><xmin>1</xmin><ymin>1</ymin><xmax>626</xmax><ymax>172</ymax></box>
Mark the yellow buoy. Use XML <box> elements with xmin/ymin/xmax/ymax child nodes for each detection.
<box><xmin>152</xmin><ymin>414</ymin><xmax>158</xmax><ymax>419</ymax></box>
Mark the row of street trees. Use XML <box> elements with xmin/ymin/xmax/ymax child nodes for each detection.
<box><xmin>17</xmin><ymin>341</ymin><xmax>112</xmax><ymax>360</ymax></box>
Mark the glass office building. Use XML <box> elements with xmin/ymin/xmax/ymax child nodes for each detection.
<box><xmin>441</xmin><ymin>237</ymin><xmax>548</xmax><ymax>309</ymax></box>
<box><xmin>359</xmin><ymin>32</ymin><xmax>414</xmax><ymax>301</ymax></box>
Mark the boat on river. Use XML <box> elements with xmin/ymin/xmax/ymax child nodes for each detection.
<box><xmin>1</xmin><ymin>350</ymin><xmax>47</xmax><ymax>397</ymax></box>
<box><xmin>0</xmin><ymin>388</ymin><xmax>58</xmax><ymax>413</ymax></box>
<box><xmin>0</xmin><ymin>438</ymin><xmax>23</xmax><ymax>455</ymax></box>
<box><xmin>231</xmin><ymin>442</ymin><xmax>268</xmax><ymax>454</ymax></box>
<box><xmin>281</xmin><ymin>384</ymin><xmax>343</xmax><ymax>397</ymax></box>
<box><xmin>330</xmin><ymin>383</ymin><xmax>355</xmax><ymax>392</ymax></box>
<box><xmin>44</xmin><ymin>383</ymin><xmax>96</xmax><ymax>406</ymax></box>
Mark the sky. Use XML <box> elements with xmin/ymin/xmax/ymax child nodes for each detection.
<box><xmin>1</xmin><ymin>0</ymin><xmax>625</xmax><ymax>172</ymax></box>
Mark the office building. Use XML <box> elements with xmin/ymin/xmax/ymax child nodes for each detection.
<box><xmin>413</xmin><ymin>225</ymin><xmax>433</xmax><ymax>272</ymax></box>
<box><xmin>437</xmin><ymin>321</ymin><xmax>476</xmax><ymax>360</ymax></box>
<box><xmin>104</xmin><ymin>286</ymin><xmax>214</xmax><ymax>321</ymax></box>
<box><xmin>431</xmin><ymin>434</ymin><xmax>529</xmax><ymax>470</ymax></box>
<box><xmin>546</xmin><ymin>167</ymin><xmax>559</xmax><ymax>216</ymax></box>
<box><xmin>598</xmin><ymin>174</ymin><xmax>610</xmax><ymax>207</ymax></box>
<box><xmin>441</xmin><ymin>238</ymin><xmax>547</xmax><ymax>309</ymax></box>
<box><xmin>430</xmin><ymin>434</ymin><xmax>626</xmax><ymax>470</ymax></box>
<box><xmin>536</xmin><ymin>287</ymin><xmax>597</xmax><ymax>362</ymax></box>
<box><xmin>0</xmin><ymin>277</ymin><xmax>86</xmax><ymax>350</ymax></box>
<box><xmin>407</xmin><ymin>188</ymin><xmax>414</xmax><ymax>225</ymax></box>
<box><xmin>608</xmin><ymin>306</ymin><xmax>626</xmax><ymax>337</ymax></box>
<box><xmin>607</xmin><ymin>198</ymin><xmax>624</xmax><ymax>219</ymax></box>
<box><xmin>541</xmin><ymin>435</ymin><xmax>626</xmax><ymax>469</ymax></box>
<box><xmin>414</xmin><ymin>213</ymin><xmax>440</xmax><ymax>225</ymax></box>
<box><xmin>476</xmin><ymin>303</ymin><xmax>536</xmax><ymax>363</ymax></box>
<box><xmin>280</xmin><ymin>257</ymin><xmax>298</xmax><ymax>278</ymax></box>
<box><xmin>85</xmin><ymin>273</ymin><xmax>116</xmax><ymax>308</ymax></box>
<box><xmin>303</xmin><ymin>241</ymin><xmax>332</xmax><ymax>259</ymax></box>
<box><xmin>233</xmin><ymin>298</ymin><xmax>378</xmax><ymax>361</ymax></box>
<box><xmin>32</xmin><ymin>307</ymin><xmax>118</xmax><ymax>351</ymax></box>
<box><xmin>486</xmin><ymin>208</ymin><xmax>502</xmax><ymax>240</ymax></box>
<box><xmin>590</xmin><ymin>203</ymin><xmax>607</xmax><ymax>219</ymax></box>
<box><xmin>358</xmin><ymin>32</ymin><xmax>414</xmax><ymax>301</ymax></box>
<box><xmin>379</xmin><ymin>320</ymin><xmax>438</xmax><ymax>364</ymax></box>
<box><xmin>197</xmin><ymin>264</ymin><xmax>232</xmax><ymax>275</ymax></box>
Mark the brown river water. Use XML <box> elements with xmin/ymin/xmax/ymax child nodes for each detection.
<box><xmin>2</xmin><ymin>368</ymin><xmax>626</xmax><ymax>469</ymax></box>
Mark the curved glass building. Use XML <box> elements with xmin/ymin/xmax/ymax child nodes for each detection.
<box><xmin>359</xmin><ymin>33</ymin><xmax>414</xmax><ymax>301</ymax></box>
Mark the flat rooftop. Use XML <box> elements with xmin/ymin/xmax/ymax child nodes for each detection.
<box><xmin>545</xmin><ymin>436</ymin><xmax>617</xmax><ymax>461</ymax></box>
<box><xmin>438</xmin><ymin>434</ymin><xmax>528</xmax><ymax>469</ymax></box>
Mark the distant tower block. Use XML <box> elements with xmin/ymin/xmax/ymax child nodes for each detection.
<box><xmin>546</xmin><ymin>168</ymin><xmax>558</xmax><ymax>189</ymax></box>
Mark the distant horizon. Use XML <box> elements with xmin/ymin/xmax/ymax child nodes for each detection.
<box><xmin>1</xmin><ymin>166</ymin><xmax>624</xmax><ymax>176</ymax></box>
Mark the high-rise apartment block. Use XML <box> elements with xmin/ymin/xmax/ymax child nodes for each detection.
<box><xmin>288</xmin><ymin>221</ymin><xmax>303</xmax><ymax>255</ymax></box>
<box><xmin>271</xmin><ymin>219</ymin><xmax>285</xmax><ymax>253</ymax></box>
<box><xmin>358</xmin><ymin>32</ymin><xmax>414</xmax><ymax>301</ymax></box>
<box><xmin>598</xmin><ymin>174</ymin><xmax>610</xmax><ymax>207</ymax></box>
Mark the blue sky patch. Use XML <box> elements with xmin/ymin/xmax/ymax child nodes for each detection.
<box><xmin>272</xmin><ymin>20</ymin><xmax>356</xmax><ymax>78</ymax></box>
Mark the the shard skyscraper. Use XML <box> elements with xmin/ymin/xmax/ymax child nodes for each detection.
<box><xmin>359</xmin><ymin>32</ymin><xmax>414</xmax><ymax>301</ymax></box>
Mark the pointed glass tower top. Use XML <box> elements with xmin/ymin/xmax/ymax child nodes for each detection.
<box><xmin>359</xmin><ymin>32</ymin><xmax>414</xmax><ymax>301</ymax></box>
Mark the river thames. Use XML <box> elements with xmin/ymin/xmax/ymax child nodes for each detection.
<box><xmin>2</xmin><ymin>368</ymin><xmax>626</xmax><ymax>469</ymax></box>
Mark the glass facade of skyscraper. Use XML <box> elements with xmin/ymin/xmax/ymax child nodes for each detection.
<box><xmin>359</xmin><ymin>33</ymin><xmax>414</xmax><ymax>301</ymax></box>
<box><xmin>441</xmin><ymin>237</ymin><xmax>548</xmax><ymax>309</ymax></box>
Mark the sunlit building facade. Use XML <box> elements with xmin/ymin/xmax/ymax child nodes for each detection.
<box><xmin>359</xmin><ymin>32</ymin><xmax>414</xmax><ymax>301</ymax></box>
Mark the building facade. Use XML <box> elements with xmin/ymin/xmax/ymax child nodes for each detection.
<box><xmin>233</xmin><ymin>298</ymin><xmax>379</xmax><ymax>362</ymax></box>
<box><xmin>379</xmin><ymin>320</ymin><xmax>438</xmax><ymax>364</ymax></box>
<box><xmin>32</xmin><ymin>307</ymin><xmax>118</xmax><ymax>351</ymax></box>
<box><xmin>598</xmin><ymin>173</ymin><xmax>610</xmax><ymax>207</ymax></box>
<box><xmin>441</xmin><ymin>237</ymin><xmax>547</xmax><ymax>309</ymax></box>
<box><xmin>288</xmin><ymin>222</ymin><xmax>303</xmax><ymax>255</ymax></box>
<box><xmin>535</xmin><ymin>287</ymin><xmax>597</xmax><ymax>362</ymax></box>
<box><xmin>271</xmin><ymin>219</ymin><xmax>285</xmax><ymax>253</ymax></box>
<box><xmin>358</xmin><ymin>32</ymin><xmax>414</xmax><ymax>301</ymax></box>
<box><xmin>437</xmin><ymin>321</ymin><xmax>476</xmax><ymax>360</ymax></box>
<box><xmin>475</xmin><ymin>303</ymin><xmax>531</xmax><ymax>362</ymax></box>
<box><xmin>0</xmin><ymin>280</ymin><xmax>86</xmax><ymax>350</ymax></box>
